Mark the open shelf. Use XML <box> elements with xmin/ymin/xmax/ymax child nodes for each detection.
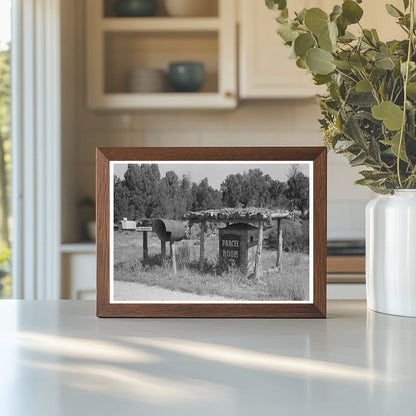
<box><xmin>101</xmin><ymin>17</ymin><xmax>221</xmax><ymax>32</ymax></box>
<box><xmin>87</xmin><ymin>0</ymin><xmax>236</xmax><ymax>109</ymax></box>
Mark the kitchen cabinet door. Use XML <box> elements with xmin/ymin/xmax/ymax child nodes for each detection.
<box><xmin>239</xmin><ymin>0</ymin><xmax>326</xmax><ymax>99</ymax></box>
<box><xmin>238</xmin><ymin>0</ymin><xmax>404</xmax><ymax>99</ymax></box>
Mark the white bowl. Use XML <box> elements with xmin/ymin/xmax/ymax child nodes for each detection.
<box><xmin>128</xmin><ymin>68</ymin><xmax>167</xmax><ymax>93</ymax></box>
<box><xmin>164</xmin><ymin>0</ymin><xmax>217</xmax><ymax>17</ymax></box>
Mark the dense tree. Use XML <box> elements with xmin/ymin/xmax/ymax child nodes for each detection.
<box><xmin>194</xmin><ymin>178</ymin><xmax>222</xmax><ymax>211</ymax></box>
<box><xmin>221</xmin><ymin>174</ymin><xmax>243</xmax><ymax>207</ymax></box>
<box><xmin>123</xmin><ymin>164</ymin><xmax>161</xmax><ymax>219</ymax></box>
<box><xmin>112</xmin><ymin>163</ymin><xmax>307</xmax><ymax>222</ymax></box>
<box><xmin>285</xmin><ymin>165</ymin><xmax>309</xmax><ymax>212</ymax></box>
<box><xmin>113</xmin><ymin>177</ymin><xmax>131</xmax><ymax>223</ymax></box>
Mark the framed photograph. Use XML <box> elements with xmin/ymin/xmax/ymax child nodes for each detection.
<box><xmin>96</xmin><ymin>147</ymin><xmax>327</xmax><ymax>317</ymax></box>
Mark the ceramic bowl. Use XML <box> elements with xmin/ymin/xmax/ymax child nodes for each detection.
<box><xmin>168</xmin><ymin>62</ymin><xmax>205</xmax><ymax>92</ymax></box>
<box><xmin>114</xmin><ymin>0</ymin><xmax>158</xmax><ymax>17</ymax></box>
<box><xmin>128</xmin><ymin>68</ymin><xmax>167</xmax><ymax>93</ymax></box>
<box><xmin>164</xmin><ymin>0</ymin><xmax>217</xmax><ymax>17</ymax></box>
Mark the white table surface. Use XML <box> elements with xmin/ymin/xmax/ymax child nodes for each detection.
<box><xmin>0</xmin><ymin>300</ymin><xmax>415</xmax><ymax>416</ymax></box>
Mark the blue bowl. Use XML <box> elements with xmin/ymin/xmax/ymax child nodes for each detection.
<box><xmin>168</xmin><ymin>62</ymin><xmax>205</xmax><ymax>93</ymax></box>
<box><xmin>114</xmin><ymin>0</ymin><xmax>157</xmax><ymax>17</ymax></box>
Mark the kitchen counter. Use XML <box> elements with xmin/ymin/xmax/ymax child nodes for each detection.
<box><xmin>0</xmin><ymin>300</ymin><xmax>415</xmax><ymax>415</ymax></box>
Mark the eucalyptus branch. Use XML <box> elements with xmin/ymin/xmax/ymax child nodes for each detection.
<box><xmin>397</xmin><ymin>0</ymin><xmax>415</xmax><ymax>188</ymax></box>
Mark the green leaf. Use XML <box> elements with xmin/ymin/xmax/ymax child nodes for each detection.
<box><xmin>304</xmin><ymin>8</ymin><xmax>329</xmax><ymax>35</ymax></box>
<box><xmin>296</xmin><ymin>8</ymin><xmax>307</xmax><ymax>23</ymax></box>
<box><xmin>313</xmin><ymin>74</ymin><xmax>332</xmax><ymax>85</ymax></box>
<box><xmin>403</xmin><ymin>0</ymin><xmax>410</xmax><ymax>9</ymax></box>
<box><xmin>375</xmin><ymin>55</ymin><xmax>395</xmax><ymax>70</ymax></box>
<box><xmin>356</xmin><ymin>79</ymin><xmax>372</xmax><ymax>92</ymax></box>
<box><xmin>333</xmin><ymin>60</ymin><xmax>353</xmax><ymax>70</ymax></box>
<box><xmin>407</xmin><ymin>82</ymin><xmax>416</xmax><ymax>99</ymax></box>
<box><xmin>266</xmin><ymin>0</ymin><xmax>287</xmax><ymax>11</ymax></box>
<box><xmin>296</xmin><ymin>57</ymin><xmax>308</xmax><ymax>69</ymax></box>
<box><xmin>294</xmin><ymin>33</ymin><xmax>316</xmax><ymax>58</ymax></box>
<box><xmin>330</xmin><ymin>5</ymin><xmax>342</xmax><ymax>22</ymax></box>
<box><xmin>372</xmin><ymin>101</ymin><xmax>404</xmax><ymax>130</ymax></box>
<box><xmin>350</xmin><ymin>54</ymin><xmax>368</xmax><ymax>70</ymax></box>
<box><xmin>385</xmin><ymin>4</ymin><xmax>403</xmax><ymax>18</ymax></box>
<box><xmin>342</xmin><ymin>0</ymin><xmax>364</xmax><ymax>24</ymax></box>
<box><xmin>318</xmin><ymin>27</ymin><xmax>334</xmax><ymax>52</ymax></box>
<box><xmin>360</xmin><ymin>170</ymin><xmax>391</xmax><ymax>181</ymax></box>
<box><xmin>383</xmin><ymin>132</ymin><xmax>409</xmax><ymax>162</ymax></box>
<box><xmin>306</xmin><ymin>48</ymin><xmax>335</xmax><ymax>75</ymax></box>
<box><xmin>350</xmin><ymin>152</ymin><xmax>367</xmax><ymax>167</ymax></box>
<box><xmin>277</xmin><ymin>23</ymin><xmax>298</xmax><ymax>43</ymax></box>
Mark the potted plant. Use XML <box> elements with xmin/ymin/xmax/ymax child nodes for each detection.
<box><xmin>266</xmin><ymin>0</ymin><xmax>416</xmax><ymax>316</ymax></box>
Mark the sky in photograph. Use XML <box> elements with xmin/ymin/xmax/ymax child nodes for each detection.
<box><xmin>113</xmin><ymin>162</ymin><xmax>310</xmax><ymax>190</ymax></box>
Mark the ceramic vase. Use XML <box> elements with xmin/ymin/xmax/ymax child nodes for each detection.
<box><xmin>366</xmin><ymin>190</ymin><xmax>416</xmax><ymax>317</ymax></box>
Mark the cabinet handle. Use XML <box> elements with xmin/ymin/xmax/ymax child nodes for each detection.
<box><xmin>225</xmin><ymin>91</ymin><xmax>234</xmax><ymax>99</ymax></box>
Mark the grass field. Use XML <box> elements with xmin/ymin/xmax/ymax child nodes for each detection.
<box><xmin>113</xmin><ymin>229</ymin><xmax>310</xmax><ymax>301</ymax></box>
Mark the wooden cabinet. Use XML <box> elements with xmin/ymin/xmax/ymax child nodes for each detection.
<box><xmin>238</xmin><ymin>0</ymin><xmax>404</xmax><ymax>99</ymax></box>
<box><xmin>86</xmin><ymin>0</ymin><xmax>237</xmax><ymax>109</ymax></box>
<box><xmin>238</xmin><ymin>0</ymin><xmax>325</xmax><ymax>99</ymax></box>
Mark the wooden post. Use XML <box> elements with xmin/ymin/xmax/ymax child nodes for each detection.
<box><xmin>170</xmin><ymin>242</ymin><xmax>177</xmax><ymax>274</ymax></box>
<box><xmin>161</xmin><ymin>241</ymin><xmax>166</xmax><ymax>262</ymax></box>
<box><xmin>199</xmin><ymin>220</ymin><xmax>206</xmax><ymax>272</ymax></box>
<box><xmin>276</xmin><ymin>219</ymin><xmax>283</xmax><ymax>272</ymax></box>
<box><xmin>253</xmin><ymin>220</ymin><xmax>264</xmax><ymax>281</ymax></box>
<box><xmin>142</xmin><ymin>231</ymin><xmax>148</xmax><ymax>261</ymax></box>
<box><xmin>188</xmin><ymin>224</ymin><xmax>193</xmax><ymax>261</ymax></box>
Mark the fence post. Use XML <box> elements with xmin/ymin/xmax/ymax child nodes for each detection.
<box><xmin>253</xmin><ymin>220</ymin><xmax>264</xmax><ymax>281</ymax></box>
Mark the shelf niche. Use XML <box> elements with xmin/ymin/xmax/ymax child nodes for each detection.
<box><xmin>104</xmin><ymin>31</ymin><xmax>219</xmax><ymax>94</ymax></box>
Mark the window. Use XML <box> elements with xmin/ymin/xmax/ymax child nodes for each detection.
<box><xmin>0</xmin><ymin>0</ymin><xmax>11</xmax><ymax>298</ymax></box>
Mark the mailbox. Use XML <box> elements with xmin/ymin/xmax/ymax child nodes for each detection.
<box><xmin>153</xmin><ymin>219</ymin><xmax>186</xmax><ymax>242</ymax></box>
<box><xmin>219</xmin><ymin>223</ymin><xmax>258</xmax><ymax>271</ymax></box>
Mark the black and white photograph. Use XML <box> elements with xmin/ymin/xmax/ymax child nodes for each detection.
<box><xmin>110</xmin><ymin>161</ymin><xmax>313</xmax><ymax>303</ymax></box>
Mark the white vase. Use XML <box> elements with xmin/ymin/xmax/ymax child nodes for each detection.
<box><xmin>366</xmin><ymin>190</ymin><xmax>416</xmax><ymax>317</ymax></box>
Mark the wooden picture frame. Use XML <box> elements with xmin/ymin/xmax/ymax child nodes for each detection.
<box><xmin>96</xmin><ymin>147</ymin><xmax>327</xmax><ymax>318</ymax></box>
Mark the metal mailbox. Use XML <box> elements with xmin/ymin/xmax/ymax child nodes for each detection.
<box><xmin>153</xmin><ymin>219</ymin><xmax>186</xmax><ymax>242</ymax></box>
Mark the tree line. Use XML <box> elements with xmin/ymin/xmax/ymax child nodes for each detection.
<box><xmin>113</xmin><ymin>164</ymin><xmax>309</xmax><ymax>223</ymax></box>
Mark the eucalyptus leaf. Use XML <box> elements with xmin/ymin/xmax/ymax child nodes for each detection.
<box><xmin>372</xmin><ymin>101</ymin><xmax>404</xmax><ymax>130</ymax></box>
<box><xmin>294</xmin><ymin>33</ymin><xmax>316</xmax><ymax>58</ymax></box>
<box><xmin>318</xmin><ymin>27</ymin><xmax>334</xmax><ymax>52</ymax></box>
<box><xmin>296</xmin><ymin>57</ymin><xmax>308</xmax><ymax>69</ymax></box>
<box><xmin>304</xmin><ymin>8</ymin><xmax>329</xmax><ymax>35</ymax></box>
<box><xmin>356</xmin><ymin>79</ymin><xmax>372</xmax><ymax>93</ymax></box>
<box><xmin>383</xmin><ymin>132</ymin><xmax>409</xmax><ymax>162</ymax></box>
<box><xmin>350</xmin><ymin>54</ymin><xmax>368</xmax><ymax>70</ymax></box>
<box><xmin>385</xmin><ymin>4</ymin><xmax>403</xmax><ymax>17</ymax></box>
<box><xmin>330</xmin><ymin>5</ymin><xmax>342</xmax><ymax>22</ymax></box>
<box><xmin>333</xmin><ymin>60</ymin><xmax>353</xmax><ymax>70</ymax></box>
<box><xmin>350</xmin><ymin>152</ymin><xmax>368</xmax><ymax>166</ymax></box>
<box><xmin>375</xmin><ymin>55</ymin><xmax>395</xmax><ymax>70</ymax></box>
<box><xmin>266</xmin><ymin>0</ymin><xmax>287</xmax><ymax>11</ymax></box>
<box><xmin>277</xmin><ymin>23</ymin><xmax>298</xmax><ymax>43</ymax></box>
<box><xmin>342</xmin><ymin>0</ymin><xmax>364</xmax><ymax>24</ymax></box>
<box><xmin>403</xmin><ymin>0</ymin><xmax>409</xmax><ymax>9</ymax></box>
<box><xmin>407</xmin><ymin>82</ymin><xmax>416</xmax><ymax>99</ymax></box>
<box><xmin>306</xmin><ymin>48</ymin><xmax>335</xmax><ymax>75</ymax></box>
